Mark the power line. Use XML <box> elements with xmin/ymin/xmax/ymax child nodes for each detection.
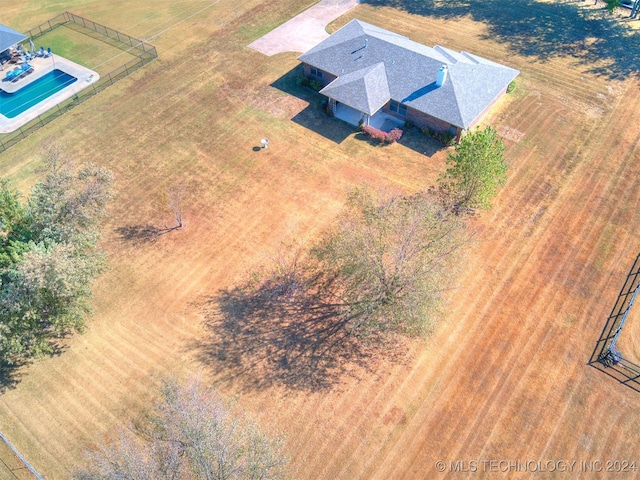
<box><xmin>90</xmin><ymin>0</ymin><xmax>220</xmax><ymax>71</ymax></box>
<box><xmin>1</xmin><ymin>1</ymin><xmax>220</xmax><ymax>119</ymax></box>
<box><xmin>144</xmin><ymin>0</ymin><xmax>220</xmax><ymax>42</ymax></box>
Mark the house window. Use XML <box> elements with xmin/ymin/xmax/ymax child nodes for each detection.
<box><xmin>389</xmin><ymin>100</ymin><xmax>407</xmax><ymax>117</ymax></box>
<box><xmin>310</xmin><ymin>67</ymin><xmax>323</xmax><ymax>79</ymax></box>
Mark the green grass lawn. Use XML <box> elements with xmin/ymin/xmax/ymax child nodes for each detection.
<box><xmin>35</xmin><ymin>24</ymin><xmax>140</xmax><ymax>74</ymax></box>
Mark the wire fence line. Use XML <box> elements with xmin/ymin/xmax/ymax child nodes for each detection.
<box><xmin>0</xmin><ymin>12</ymin><xmax>157</xmax><ymax>154</ymax></box>
<box><xmin>25</xmin><ymin>12</ymin><xmax>157</xmax><ymax>58</ymax></box>
<box><xmin>0</xmin><ymin>431</ymin><xmax>43</xmax><ymax>479</ymax></box>
<box><xmin>590</xmin><ymin>252</ymin><xmax>640</xmax><ymax>391</ymax></box>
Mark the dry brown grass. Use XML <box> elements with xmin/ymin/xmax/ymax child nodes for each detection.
<box><xmin>1</xmin><ymin>0</ymin><xmax>640</xmax><ymax>478</ymax></box>
<box><xmin>0</xmin><ymin>438</ymin><xmax>35</xmax><ymax>479</ymax></box>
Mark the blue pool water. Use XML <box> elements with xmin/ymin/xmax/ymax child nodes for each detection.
<box><xmin>0</xmin><ymin>69</ymin><xmax>77</xmax><ymax>118</ymax></box>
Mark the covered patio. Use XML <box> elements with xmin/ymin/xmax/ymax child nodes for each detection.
<box><xmin>333</xmin><ymin>102</ymin><xmax>404</xmax><ymax>132</ymax></box>
<box><xmin>0</xmin><ymin>24</ymin><xmax>27</xmax><ymax>66</ymax></box>
<box><xmin>320</xmin><ymin>61</ymin><xmax>403</xmax><ymax>132</ymax></box>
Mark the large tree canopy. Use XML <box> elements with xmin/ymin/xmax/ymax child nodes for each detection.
<box><xmin>312</xmin><ymin>187</ymin><xmax>468</xmax><ymax>338</ymax></box>
<box><xmin>0</xmin><ymin>144</ymin><xmax>114</xmax><ymax>364</ymax></box>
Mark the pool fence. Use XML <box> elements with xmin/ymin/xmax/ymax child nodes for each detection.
<box><xmin>0</xmin><ymin>12</ymin><xmax>158</xmax><ymax>153</ymax></box>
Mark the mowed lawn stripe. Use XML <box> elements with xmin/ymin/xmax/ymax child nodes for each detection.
<box><xmin>443</xmin><ymin>75</ymin><xmax>640</xmax><ymax>470</ymax></box>
<box><xmin>366</xmin><ymin>240</ymin><xmax>547</xmax><ymax>478</ymax></box>
<box><xmin>313</xmin><ymin>350</ymin><xmax>420</xmax><ymax>479</ymax></box>
<box><xmin>364</xmin><ymin>73</ymin><xmax>604</xmax><ymax>480</ymax></box>
<box><xmin>359</xmin><ymin>22</ymin><xmax>634</xmax><ymax>480</ymax></box>
<box><xmin>512</xmin><ymin>79</ymin><xmax>640</xmax><ymax>464</ymax></box>
<box><xmin>364</xmin><ymin>98</ymin><xmax>584</xmax><ymax>472</ymax></box>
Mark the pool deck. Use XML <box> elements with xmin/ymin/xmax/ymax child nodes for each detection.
<box><xmin>0</xmin><ymin>55</ymin><xmax>99</xmax><ymax>133</ymax></box>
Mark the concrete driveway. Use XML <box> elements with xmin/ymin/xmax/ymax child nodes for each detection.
<box><xmin>249</xmin><ymin>0</ymin><xmax>360</xmax><ymax>56</ymax></box>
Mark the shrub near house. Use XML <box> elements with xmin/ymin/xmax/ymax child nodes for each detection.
<box><xmin>361</xmin><ymin>125</ymin><xmax>403</xmax><ymax>144</ymax></box>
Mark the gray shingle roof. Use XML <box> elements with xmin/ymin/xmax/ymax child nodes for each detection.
<box><xmin>298</xmin><ymin>20</ymin><xmax>519</xmax><ymax>129</ymax></box>
<box><xmin>320</xmin><ymin>62</ymin><xmax>390</xmax><ymax>115</ymax></box>
<box><xmin>0</xmin><ymin>24</ymin><xmax>26</xmax><ymax>53</ymax></box>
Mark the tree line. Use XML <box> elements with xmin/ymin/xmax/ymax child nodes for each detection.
<box><xmin>0</xmin><ymin>128</ymin><xmax>506</xmax><ymax>362</ymax></box>
<box><xmin>0</xmin><ymin>142</ymin><xmax>114</xmax><ymax>366</ymax></box>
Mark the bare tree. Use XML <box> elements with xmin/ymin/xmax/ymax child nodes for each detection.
<box><xmin>312</xmin><ymin>185</ymin><xmax>469</xmax><ymax>338</ymax></box>
<box><xmin>75</xmin><ymin>377</ymin><xmax>290</xmax><ymax>480</ymax></box>
<box><xmin>166</xmin><ymin>183</ymin><xmax>185</xmax><ymax>230</ymax></box>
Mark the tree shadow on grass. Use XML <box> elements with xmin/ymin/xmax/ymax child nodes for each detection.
<box><xmin>0</xmin><ymin>342</ymin><xmax>69</xmax><ymax>394</ymax></box>
<box><xmin>272</xmin><ymin>65</ymin><xmax>355</xmax><ymax>143</ymax></box>
<box><xmin>189</xmin><ymin>276</ymin><xmax>408</xmax><ymax>392</ymax></box>
<box><xmin>398</xmin><ymin>128</ymin><xmax>447</xmax><ymax>157</ymax></box>
<box><xmin>362</xmin><ymin>0</ymin><xmax>640</xmax><ymax>79</ymax></box>
<box><xmin>0</xmin><ymin>361</ymin><xmax>25</xmax><ymax>393</ymax></box>
<box><xmin>114</xmin><ymin>224</ymin><xmax>179</xmax><ymax>244</ymax></box>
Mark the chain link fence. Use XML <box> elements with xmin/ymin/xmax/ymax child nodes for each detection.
<box><xmin>0</xmin><ymin>12</ymin><xmax>157</xmax><ymax>153</ymax></box>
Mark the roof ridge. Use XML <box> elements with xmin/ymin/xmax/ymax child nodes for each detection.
<box><xmin>363</xmin><ymin>62</ymin><xmax>388</xmax><ymax>114</ymax></box>
<box><xmin>319</xmin><ymin>61</ymin><xmax>389</xmax><ymax>115</ymax></box>
<box><xmin>301</xmin><ymin>18</ymin><xmax>519</xmax><ymax>129</ymax></box>
<box><xmin>460</xmin><ymin>51</ymin><xmax>480</xmax><ymax>64</ymax></box>
<box><xmin>445</xmin><ymin>69</ymin><xmax>465</xmax><ymax>128</ymax></box>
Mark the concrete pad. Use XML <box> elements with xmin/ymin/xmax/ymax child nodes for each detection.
<box><xmin>249</xmin><ymin>0</ymin><xmax>360</xmax><ymax>56</ymax></box>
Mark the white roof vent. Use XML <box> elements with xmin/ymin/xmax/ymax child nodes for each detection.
<box><xmin>436</xmin><ymin>65</ymin><xmax>448</xmax><ymax>87</ymax></box>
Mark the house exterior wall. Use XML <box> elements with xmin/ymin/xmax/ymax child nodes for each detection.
<box><xmin>382</xmin><ymin>103</ymin><xmax>463</xmax><ymax>138</ymax></box>
<box><xmin>302</xmin><ymin>63</ymin><xmax>337</xmax><ymax>88</ymax></box>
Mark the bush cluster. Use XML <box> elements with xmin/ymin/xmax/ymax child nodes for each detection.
<box><xmin>361</xmin><ymin>125</ymin><xmax>403</xmax><ymax>144</ymax></box>
<box><xmin>422</xmin><ymin>127</ymin><xmax>457</xmax><ymax>146</ymax></box>
<box><xmin>300</xmin><ymin>76</ymin><xmax>322</xmax><ymax>91</ymax></box>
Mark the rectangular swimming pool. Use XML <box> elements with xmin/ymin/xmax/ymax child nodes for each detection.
<box><xmin>0</xmin><ymin>69</ymin><xmax>77</xmax><ymax>118</ymax></box>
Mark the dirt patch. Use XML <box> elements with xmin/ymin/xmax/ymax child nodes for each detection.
<box><xmin>497</xmin><ymin>125</ymin><xmax>525</xmax><ymax>143</ymax></box>
<box><xmin>383</xmin><ymin>406</ymin><xmax>407</xmax><ymax>426</ymax></box>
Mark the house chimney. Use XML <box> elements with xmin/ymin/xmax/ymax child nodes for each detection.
<box><xmin>436</xmin><ymin>65</ymin><xmax>448</xmax><ymax>87</ymax></box>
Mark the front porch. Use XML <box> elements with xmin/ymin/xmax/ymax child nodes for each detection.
<box><xmin>332</xmin><ymin>102</ymin><xmax>404</xmax><ymax>132</ymax></box>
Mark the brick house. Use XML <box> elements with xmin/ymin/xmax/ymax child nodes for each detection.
<box><xmin>298</xmin><ymin>19</ymin><xmax>519</xmax><ymax>140</ymax></box>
